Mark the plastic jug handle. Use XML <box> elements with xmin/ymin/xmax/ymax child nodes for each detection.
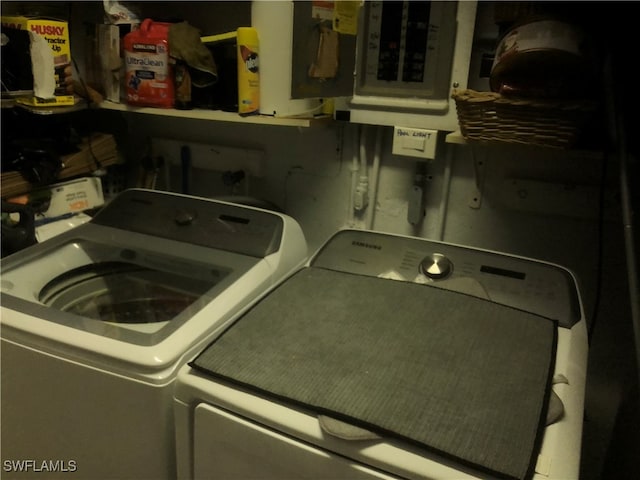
<box><xmin>140</xmin><ymin>18</ymin><xmax>153</xmax><ymax>34</ymax></box>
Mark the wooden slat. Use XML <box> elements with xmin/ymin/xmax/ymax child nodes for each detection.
<box><xmin>1</xmin><ymin>133</ymin><xmax>119</xmax><ymax>199</ymax></box>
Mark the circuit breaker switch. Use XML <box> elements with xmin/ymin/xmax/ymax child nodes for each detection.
<box><xmin>392</xmin><ymin>127</ymin><xmax>438</xmax><ymax>159</ymax></box>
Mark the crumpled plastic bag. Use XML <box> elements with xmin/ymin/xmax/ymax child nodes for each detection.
<box><xmin>29</xmin><ymin>32</ymin><xmax>55</xmax><ymax>98</ymax></box>
<box><xmin>169</xmin><ymin>21</ymin><xmax>218</xmax><ymax>88</ymax></box>
<box><xmin>103</xmin><ymin>0</ymin><xmax>140</xmax><ymax>25</ymax></box>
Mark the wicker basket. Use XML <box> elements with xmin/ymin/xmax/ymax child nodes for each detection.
<box><xmin>452</xmin><ymin>90</ymin><xmax>597</xmax><ymax>148</ymax></box>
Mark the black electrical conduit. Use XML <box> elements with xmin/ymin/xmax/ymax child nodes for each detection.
<box><xmin>603</xmin><ymin>52</ymin><xmax>640</xmax><ymax>389</ymax></box>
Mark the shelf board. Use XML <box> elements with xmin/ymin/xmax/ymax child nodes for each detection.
<box><xmin>2</xmin><ymin>97</ymin><xmax>88</xmax><ymax>115</ymax></box>
<box><xmin>445</xmin><ymin>130</ymin><xmax>467</xmax><ymax>144</ymax></box>
<box><xmin>98</xmin><ymin>101</ymin><xmax>331</xmax><ymax>127</ymax></box>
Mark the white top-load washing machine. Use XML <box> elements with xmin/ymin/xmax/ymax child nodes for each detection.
<box><xmin>174</xmin><ymin>229</ymin><xmax>588</xmax><ymax>480</ymax></box>
<box><xmin>0</xmin><ymin>189</ymin><xmax>307</xmax><ymax>480</ymax></box>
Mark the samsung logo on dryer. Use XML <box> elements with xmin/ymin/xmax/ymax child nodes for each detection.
<box><xmin>351</xmin><ymin>240</ymin><xmax>382</xmax><ymax>250</ymax></box>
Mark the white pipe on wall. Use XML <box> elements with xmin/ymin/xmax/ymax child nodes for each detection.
<box><xmin>436</xmin><ymin>143</ymin><xmax>454</xmax><ymax>240</ymax></box>
<box><xmin>348</xmin><ymin>125</ymin><xmax>370</xmax><ymax>228</ymax></box>
<box><xmin>366</xmin><ymin>126</ymin><xmax>383</xmax><ymax>230</ymax></box>
<box><xmin>356</xmin><ymin>126</ymin><xmax>369</xmax><ymax>216</ymax></box>
<box><xmin>348</xmin><ymin>125</ymin><xmax>361</xmax><ymax>227</ymax></box>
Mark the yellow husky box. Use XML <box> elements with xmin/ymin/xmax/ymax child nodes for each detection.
<box><xmin>1</xmin><ymin>15</ymin><xmax>75</xmax><ymax>106</ymax></box>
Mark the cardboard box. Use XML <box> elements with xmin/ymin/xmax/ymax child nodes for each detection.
<box><xmin>1</xmin><ymin>15</ymin><xmax>75</xmax><ymax>106</ymax></box>
<box><xmin>30</xmin><ymin>177</ymin><xmax>105</xmax><ymax>220</ymax></box>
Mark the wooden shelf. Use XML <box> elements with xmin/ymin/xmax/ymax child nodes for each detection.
<box><xmin>99</xmin><ymin>101</ymin><xmax>332</xmax><ymax>128</ymax></box>
<box><xmin>1</xmin><ymin>133</ymin><xmax>119</xmax><ymax>199</ymax></box>
<box><xmin>445</xmin><ymin>130</ymin><xmax>467</xmax><ymax>145</ymax></box>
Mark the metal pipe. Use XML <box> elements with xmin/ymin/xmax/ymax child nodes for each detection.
<box><xmin>348</xmin><ymin>125</ymin><xmax>361</xmax><ymax>227</ymax></box>
<box><xmin>436</xmin><ymin>143</ymin><xmax>454</xmax><ymax>240</ymax></box>
<box><xmin>604</xmin><ymin>52</ymin><xmax>640</xmax><ymax>387</ymax></box>
<box><xmin>366</xmin><ymin>126</ymin><xmax>383</xmax><ymax>230</ymax></box>
<box><xmin>617</xmin><ymin>121</ymin><xmax>640</xmax><ymax>387</ymax></box>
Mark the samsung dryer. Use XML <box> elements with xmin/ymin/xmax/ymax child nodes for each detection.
<box><xmin>174</xmin><ymin>229</ymin><xmax>588</xmax><ymax>480</ymax></box>
<box><xmin>0</xmin><ymin>189</ymin><xmax>307</xmax><ymax>479</ymax></box>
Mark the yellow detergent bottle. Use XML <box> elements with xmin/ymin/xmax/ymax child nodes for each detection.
<box><xmin>237</xmin><ymin>27</ymin><xmax>259</xmax><ymax>115</ymax></box>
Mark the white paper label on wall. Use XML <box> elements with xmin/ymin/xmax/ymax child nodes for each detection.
<box><xmin>392</xmin><ymin>127</ymin><xmax>438</xmax><ymax>159</ymax></box>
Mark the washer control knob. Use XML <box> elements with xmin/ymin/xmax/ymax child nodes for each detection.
<box><xmin>175</xmin><ymin>210</ymin><xmax>197</xmax><ymax>226</ymax></box>
<box><xmin>419</xmin><ymin>253</ymin><xmax>453</xmax><ymax>279</ymax></box>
